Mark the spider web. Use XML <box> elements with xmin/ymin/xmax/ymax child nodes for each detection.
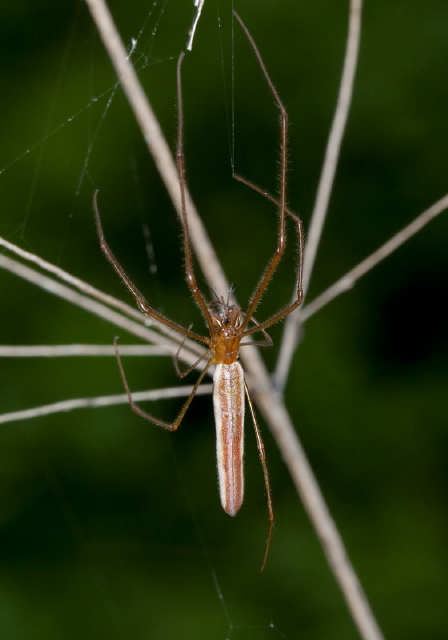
<box><xmin>1</xmin><ymin>1</ymin><xmax>448</xmax><ymax>640</ymax></box>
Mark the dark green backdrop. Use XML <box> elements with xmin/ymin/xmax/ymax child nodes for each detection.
<box><xmin>1</xmin><ymin>1</ymin><xmax>447</xmax><ymax>639</ymax></box>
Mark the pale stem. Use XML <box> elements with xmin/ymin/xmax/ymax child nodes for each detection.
<box><xmin>275</xmin><ymin>0</ymin><xmax>363</xmax><ymax>389</ymax></box>
<box><xmin>0</xmin><ymin>235</ymin><xmax>199</xmax><ymax>346</ymax></box>
<box><xmin>0</xmin><ymin>252</ymin><xmax>203</xmax><ymax>368</ymax></box>
<box><xmin>187</xmin><ymin>0</ymin><xmax>206</xmax><ymax>51</ymax></box>
<box><xmin>84</xmin><ymin>1</ymin><xmax>385</xmax><ymax>638</ymax></box>
<box><xmin>0</xmin><ymin>384</ymin><xmax>213</xmax><ymax>426</ymax></box>
<box><xmin>300</xmin><ymin>194</ymin><xmax>448</xmax><ymax>323</ymax></box>
<box><xmin>0</xmin><ymin>344</ymin><xmax>168</xmax><ymax>357</ymax></box>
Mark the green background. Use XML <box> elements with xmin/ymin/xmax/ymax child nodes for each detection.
<box><xmin>1</xmin><ymin>1</ymin><xmax>447</xmax><ymax>638</ymax></box>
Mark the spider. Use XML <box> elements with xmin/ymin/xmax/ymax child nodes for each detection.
<box><xmin>94</xmin><ymin>12</ymin><xmax>304</xmax><ymax>570</ymax></box>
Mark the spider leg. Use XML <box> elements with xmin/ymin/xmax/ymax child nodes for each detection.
<box><xmin>114</xmin><ymin>338</ymin><xmax>213</xmax><ymax>430</ymax></box>
<box><xmin>242</xmin><ymin>212</ymin><xmax>304</xmax><ymax>337</ymax></box>
<box><xmin>94</xmin><ymin>191</ymin><xmax>210</xmax><ymax>346</ymax></box>
<box><xmin>232</xmin><ymin>174</ymin><xmax>304</xmax><ymax>335</ymax></box>
<box><xmin>176</xmin><ymin>53</ymin><xmax>217</xmax><ymax>338</ymax></box>
<box><xmin>234</xmin><ymin>13</ymin><xmax>300</xmax><ymax>332</ymax></box>
<box><xmin>239</xmin><ymin>314</ymin><xmax>273</xmax><ymax>347</ymax></box>
<box><xmin>234</xmin><ymin>173</ymin><xmax>303</xmax><ymax>226</ymax></box>
<box><xmin>244</xmin><ymin>380</ymin><xmax>274</xmax><ymax>572</ymax></box>
<box><xmin>173</xmin><ymin>335</ymin><xmax>214</xmax><ymax>379</ymax></box>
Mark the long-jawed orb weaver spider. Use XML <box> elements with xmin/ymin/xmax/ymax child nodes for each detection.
<box><xmin>94</xmin><ymin>12</ymin><xmax>304</xmax><ymax>570</ymax></box>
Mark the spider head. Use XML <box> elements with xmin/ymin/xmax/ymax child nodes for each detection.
<box><xmin>208</xmin><ymin>289</ymin><xmax>243</xmax><ymax>338</ymax></box>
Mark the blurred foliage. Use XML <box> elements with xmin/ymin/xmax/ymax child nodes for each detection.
<box><xmin>1</xmin><ymin>1</ymin><xmax>448</xmax><ymax>639</ymax></box>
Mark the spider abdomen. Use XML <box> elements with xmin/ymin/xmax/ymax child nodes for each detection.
<box><xmin>213</xmin><ymin>362</ymin><xmax>245</xmax><ymax>516</ymax></box>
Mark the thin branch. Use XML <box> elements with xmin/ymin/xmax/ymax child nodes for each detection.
<box><xmin>0</xmin><ymin>384</ymin><xmax>213</xmax><ymax>426</ymax></box>
<box><xmin>0</xmin><ymin>234</ymin><xmax>200</xmax><ymax>347</ymax></box>
<box><xmin>0</xmin><ymin>344</ymin><xmax>168</xmax><ymax>357</ymax></box>
<box><xmin>187</xmin><ymin>0</ymin><xmax>206</xmax><ymax>51</ymax></box>
<box><xmin>300</xmin><ymin>194</ymin><xmax>448</xmax><ymax>323</ymax></box>
<box><xmin>304</xmin><ymin>0</ymin><xmax>363</xmax><ymax>292</ymax></box>
<box><xmin>0</xmin><ymin>251</ymin><xmax>204</xmax><ymax>369</ymax></box>
<box><xmin>274</xmin><ymin>0</ymin><xmax>363</xmax><ymax>389</ymax></box>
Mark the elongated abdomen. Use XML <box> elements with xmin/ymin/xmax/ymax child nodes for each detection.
<box><xmin>213</xmin><ymin>362</ymin><xmax>245</xmax><ymax>516</ymax></box>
